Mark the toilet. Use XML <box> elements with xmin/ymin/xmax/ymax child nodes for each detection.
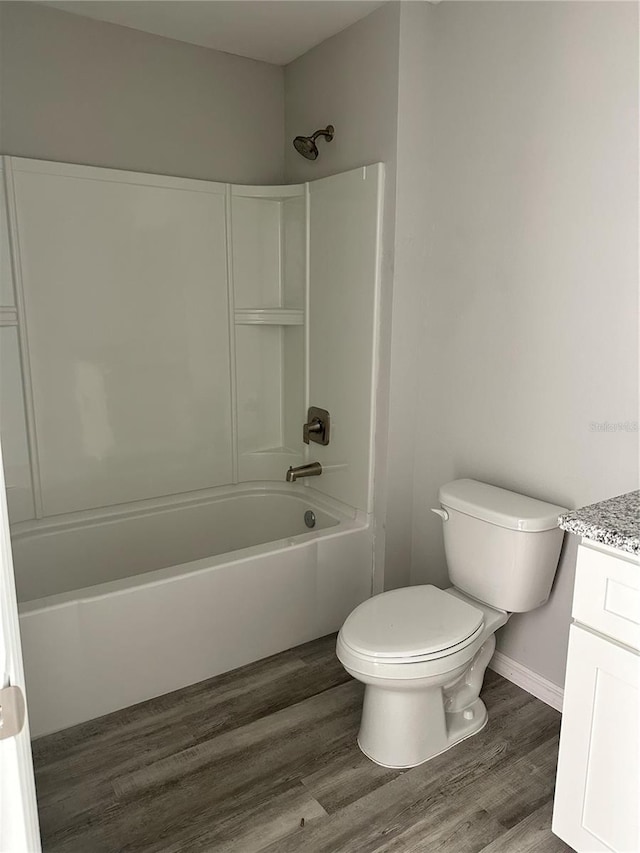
<box><xmin>337</xmin><ymin>478</ymin><xmax>566</xmax><ymax>769</ymax></box>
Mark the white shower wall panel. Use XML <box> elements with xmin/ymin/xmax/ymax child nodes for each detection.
<box><xmin>230</xmin><ymin>185</ymin><xmax>307</xmax><ymax>483</ymax></box>
<box><xmin>235</xmin><ymin>324</ymin><xmax>284</xmax><ymax>453</ymax></box>
<box><xmin>10</xmin><ymin>160</ymin><xmax>232</xmax><ymax>515</ymax></box>
<box><xmin>307</xmin><ymin>165</ymin><xmax>383</xmax><ymax>514</ymax></box>
<box><xmin>0</xmin><ymin>165</ymin><xmax>14</xmax><ymax>305</ymax></box>
<box><xmin>282</xmin><ymin>195</ymin><xmax>306</xmax><ymax>309</ymax></box>
<box><xmin>0</xmin><ymin>328</ymin><xmax>33</xmax><ymax>522</ymax></box>
<box><xmin>1</xmin><ymin>158</ymin><xmax>382</xmax><ymax>525</ymax></box>
<box><xmin>231</xmin><ymin>195</ymin><xmax>282</xmax><ymax>309</ymax></box>
<box><xmin>283</xmin><ymin>325</ymin><xmax>305</xmax><ymax>451</ymax></box>
<box><xmin>0</xmin><ymin>164</ymin><xmax>34</xmax><ymax>523</ymax></box>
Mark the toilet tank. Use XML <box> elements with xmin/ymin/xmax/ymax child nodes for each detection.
<box><xmin>437</xmin><ymin>479</ymin><xmax>567</xmax><ymax>613</ymax></box>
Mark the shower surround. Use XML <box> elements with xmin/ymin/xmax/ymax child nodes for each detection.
<box><xmin>0</xmin><ymin>156</ymin><xmax>384</xmax><ymax>734</ymax></box>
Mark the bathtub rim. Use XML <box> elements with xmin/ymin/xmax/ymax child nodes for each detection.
<box><xmin>17</xmin><ymin>483</ymin><xmax>369</xmax><ymax>614</ymax></box>
<box><xmin>11</xmin><ymin>481</ymin><xmax>358</xmax><ymax>539</ymax></box>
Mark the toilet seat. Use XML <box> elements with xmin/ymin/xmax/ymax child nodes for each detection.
<box><xmin>339</xmin><ymin>585</ymin><xmax>484</xmax><ymax>664</ymax></box>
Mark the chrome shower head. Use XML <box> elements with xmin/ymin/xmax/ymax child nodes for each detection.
<box><xmin>293</xmin><ymin>125</ymin><xmax>334</xmax><ymax>160</ymax></box>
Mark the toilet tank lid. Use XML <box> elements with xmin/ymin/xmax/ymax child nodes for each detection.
<box><xmin>438</xmin><ymin>479</ymin><xmax>567</xmax><ymax>532</ymax></box>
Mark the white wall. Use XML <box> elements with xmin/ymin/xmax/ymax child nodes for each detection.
<box><xmin>284</xmin><ymin>1</ymin><xmax>401</xmax><ymax>589</ymax></box>
<box><xmin>395</xmin><ymin>1</ymin><xmax>639</xmax><ymax>686</ymax></box>
<box><xmin>0</xmin><ymin>2</ymin><xmax>284</xmax><ymax>184</ymax></box>
<box><xmin>384</xmin><ymin>1</ymin><xmax>437</xmax><ymax>591</ymax></box>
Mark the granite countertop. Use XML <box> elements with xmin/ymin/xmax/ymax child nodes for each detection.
<box><xmin>559</xmin><ymin>490</ymin><xmax>639</xmax><ymax>556</ymax></box>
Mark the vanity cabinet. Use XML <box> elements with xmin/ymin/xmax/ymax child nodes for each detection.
<box><xmin>553</xmin><ymin>542</ymin><xmax>640</xmax><ymax>853</ymax></box>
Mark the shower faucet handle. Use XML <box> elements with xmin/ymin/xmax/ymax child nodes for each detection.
<box><xmin>304</xmin><ymin>407</ymin><xmax>330</xmax><ymax>446</ymax></box>
<box><xmin>304</xmin><ymin>420</ymin><xmax>323</xmax><ymax>442</ymax></box>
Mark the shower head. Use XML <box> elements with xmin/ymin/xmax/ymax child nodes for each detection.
<box><xmin>293</xmin><ymin>125</ymin><xmax>335</xmax><ymax>160</ymax></box>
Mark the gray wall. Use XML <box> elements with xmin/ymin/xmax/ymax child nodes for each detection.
<box><xmin>284</xmin><ymin>1</ymin><xmax>399</xmax><ymax>185</ymax></box>
<box><xmin>284</xmin><ymin>1</ymin><xmax>401</xmax><ymax>592</ymax></box>
<box><xmin>396</xmin><ymin>1</ymin><xmax>639</xmax><ymax>686</ymax></box>
<box><xmin>383</xmin><ymin>0</ymin><xmax>436</xmax><ymax>591</ymax></box>
<box><xmin>0</xmin><ymin>2</ymin><xmax>284</xmax><ymax>184</ymax></box>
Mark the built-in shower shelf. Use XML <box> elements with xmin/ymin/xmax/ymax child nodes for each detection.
<box><xmin>242</xmin><ymin>446</ymin><xmax>300</xmax><ymax>456</ymax></box>
<box><xmin>0</xmin><ymin>306</ymin><xmax>18</xmax><ymax>327</ymax></box>
<box><xmin>234</xmin><ymin>308</ymin><xmax>304</xmax><ymax>326</ymax></box>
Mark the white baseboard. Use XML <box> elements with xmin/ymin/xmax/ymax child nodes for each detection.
<box><xmin>489</xmin><ymin>650</ymin><xmax>564</xmax><ymax>712</ymax></box>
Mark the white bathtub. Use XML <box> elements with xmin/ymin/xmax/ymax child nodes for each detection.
<box><xmin>14</xmin><ymin>484</ymin><xmax>373</xmax><ymax>737</ymax></box>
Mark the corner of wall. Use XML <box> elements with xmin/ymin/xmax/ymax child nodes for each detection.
<box><xmin>282</xmin><ymin>2</ymin><xmax>402</xmax><ymax>593</ymax></box>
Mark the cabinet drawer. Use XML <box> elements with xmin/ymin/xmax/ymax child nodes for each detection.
<box><xmin>573</xmin><ymin>544</ymin><xmax>640</xmax><ymax>650</ymax></box>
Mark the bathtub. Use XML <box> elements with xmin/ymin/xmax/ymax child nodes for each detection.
<box><xmin>14</xmin><ymin>484</ymin><xmax>373</xmax><ymax>737</ymax></box>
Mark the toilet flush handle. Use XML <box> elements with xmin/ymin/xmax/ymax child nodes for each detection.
<box><xmin>431</xmin><ymin>508</ymin><xmax>449</xmax><ymax>522</ymax></box>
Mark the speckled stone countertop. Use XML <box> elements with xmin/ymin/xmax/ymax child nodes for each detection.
<box><xmin>559</xmin><ymin>491</ymin><xmax>639</xmax><ymax>556</ymax></box>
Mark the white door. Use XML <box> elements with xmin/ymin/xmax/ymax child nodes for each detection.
<box><xmin>0</xmin><ymin>438</ymin><xmax>41</xmax><ymax>852</ymax></box>
<box><xmin>553</xmin><ymin>624</ymin><xmax>640</xmax><ymax>853</ymax></box>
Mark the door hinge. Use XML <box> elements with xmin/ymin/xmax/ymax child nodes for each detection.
<box><xmin>0</xmin><ymin>685</ymin><xmax>26</xmax><ymax>740</ymax></box>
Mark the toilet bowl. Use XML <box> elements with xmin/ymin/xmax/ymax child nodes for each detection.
<box><xmin>337</xmin><ymin>479</ymin><xmax>567</xmax><ymax>769</ymax></box>
<box><xmin>336</xmin><ymin>584</ymin><xmax>508</xmax><ymax>768</ymax></box>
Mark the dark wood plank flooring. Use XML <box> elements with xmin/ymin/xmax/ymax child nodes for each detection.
<box><xmin>32</xmin><ymin>634</ymin><xmax>573</xmax><ymax>853</ymax></box>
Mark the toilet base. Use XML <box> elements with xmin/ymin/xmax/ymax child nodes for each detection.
<box><xmin>357</xmin><ymin>690</ymin><xmax>489</xmax><ymax>769</ymax></box>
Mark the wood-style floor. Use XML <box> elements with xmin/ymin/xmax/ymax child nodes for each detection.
<box><xmin>33</xmin><ymin>634</ymin><xmax>573</xmax><ymax>853</ymax></box>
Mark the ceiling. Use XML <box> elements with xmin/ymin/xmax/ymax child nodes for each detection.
<box><xmin>42</xmin><ymin>1</ymin><xmax>388</xmax><ymax>66</ymax></box>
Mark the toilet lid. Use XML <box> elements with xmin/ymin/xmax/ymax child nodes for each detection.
<box><xmin>340</xmin><ymin>585</ymin><xmax>484</xmax><ymax>659</ymax></box>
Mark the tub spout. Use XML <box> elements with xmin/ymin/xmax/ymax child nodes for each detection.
<box><xmin>286</xmin><ymin>462</ymin><xmax>322</xmax><ymax>482</ymax></box>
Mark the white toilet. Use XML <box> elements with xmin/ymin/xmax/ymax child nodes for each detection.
<box><xmin>337</xmin><ymin>478</ymin><xmax>566</xmax><ymax>769</ymax></box>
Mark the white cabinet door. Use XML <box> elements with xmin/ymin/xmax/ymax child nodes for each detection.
<box><xmin>553</xmin><ymin>624</ymin><xmax>639</xmax><ymax>853</ymax></box>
